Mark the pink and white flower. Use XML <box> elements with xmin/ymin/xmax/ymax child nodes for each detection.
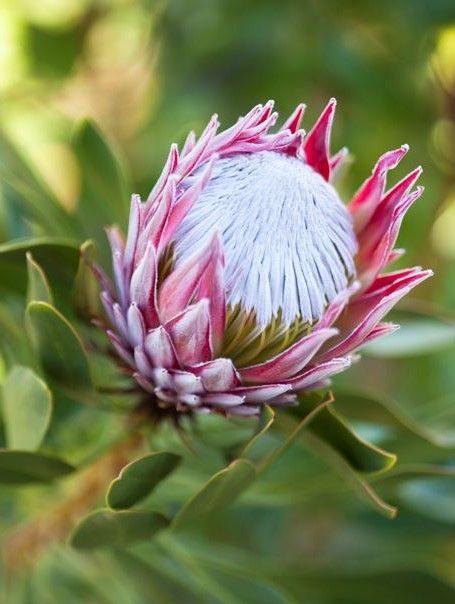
<box><xmin>98</xmin><ymin>100</ymin><xmax>432</xmax><ymax>416</ymax></box>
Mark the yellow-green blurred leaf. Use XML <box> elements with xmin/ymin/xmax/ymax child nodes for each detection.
<box><xmin>1</xmin><ymin>365</ymin><xmax>52</xmax><ymax>451</ymax></box>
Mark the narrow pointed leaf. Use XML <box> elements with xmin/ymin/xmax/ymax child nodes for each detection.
<box><xmin>1</xmin><ymin>365</ymin><xmax>52</xmax><ymax>451</ymax></box>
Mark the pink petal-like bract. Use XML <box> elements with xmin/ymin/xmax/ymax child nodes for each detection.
<box><xmin>97</xmin><ymin>100</ymin><xmax>431</xmax><ymax>416</ymax></box>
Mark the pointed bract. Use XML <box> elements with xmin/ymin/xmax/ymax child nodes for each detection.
<box><xmin>303</xmin><ymin>98</ymin><xmax>336</xmax><ymax>181</ymax></box>
<box><xmin>239</xmin><ymin>328</ymin><xmax>338</xmax><ymax>383</ymax></box>
<box><xmin>166</xmin><ymin>300</ymin><xmax>212</xmax><ymax>365</ymax></box>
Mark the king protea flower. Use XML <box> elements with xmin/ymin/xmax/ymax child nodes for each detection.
<box><xmin>98</xmin><ymin>100</ymin><xmax>431</xmax><ymax>416</ymax></box>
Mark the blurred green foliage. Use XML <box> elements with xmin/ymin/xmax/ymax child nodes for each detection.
<box><xmin>0</xmin><ymin>1</ymin><xmax>454</xmax><ymax>602</ymax></box>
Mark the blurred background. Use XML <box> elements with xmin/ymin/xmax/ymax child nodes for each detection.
<box><xmin>0</xmin><ymin>0</ymin><xmax>454</xmax><ymax>602</ymax></box>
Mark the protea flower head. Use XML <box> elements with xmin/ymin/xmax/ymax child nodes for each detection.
<box><xmin>99</xmin><ymin>99</ymin><xmax>432</xmax><ymax>416</ymax></box>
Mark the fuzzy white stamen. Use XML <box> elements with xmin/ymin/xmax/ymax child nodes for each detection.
<box><xmin>174</xmin><ymin>151</ymin><xmax>357</xmax><ymax>327</ymax></box>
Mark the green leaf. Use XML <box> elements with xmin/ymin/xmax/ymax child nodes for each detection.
<box><xmin>296</xmin><ymin>393</ymin><xmax>397</xmax><ymax>474</ymax></box>
<box><xmin>1</xmin><ymin>365</ymin><xmax>52</xmax><ymax>451</ymax></box>
<box><xmin>26</xmin><ymin>252</ymin><xmax>53</xmax><ymax>304</ymax></box>
<box><xmin>70</xmin><ymin>509</ymin><xmax>169</xmax><ymax>550</ymax></box>
<box><xmin>106</xmin><ymin>452</ymin><xmax>182</xmax><ymax>510</ymax></box>
<box><xmin>269</xmin><ymin>394</ymin><xmax>398</xmax><ymax>518</ymax></box>
<box><xmin>172</xmin><ymin>459</ymin><xmax>257</xmax><ymax>530</ymax></box>
<box><xmin>332</xmin><ymin>389</ymin><xmax>455</xmax><ymax>450</ymax></box>
<box><xmin>0</xmin><ymin>450</ymin><xmax>74</xmax><ymax>484</ymax></box>
<box><xmin>72</xmin><ymin>240</ymin><xmax>100</xmax><ymax>319</ymax></box>
<box><xmin>301</xmin><ymin>430</ymin><xmax>398</xmax><ymax>518</ymax></box>
<box><xmin>25</xmin><ymin>301</ymin><xmax>94</xmax><ymax>397</ymax></box>
<box><xmin>0</xmin><ymin>238</ymin><xmax>80</xmax><ymax>299</ymax></box>
<box><xmin>74</xmin><ymin>120</ymin><xmax>129</xmax><ymax>221</ymax></box>
<box><xmin>364</xmin><ymin>317</ymin><xmax>455</xmax><ymax>358</ymax></box>
<box><xmin>73</xmin><ymin>120</ymin><xmax>129</xmax><ymax>265</ymax></box>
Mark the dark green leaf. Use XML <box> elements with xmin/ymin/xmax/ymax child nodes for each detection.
<box><xmin>0</xmin><ymin>449</ymin><xmax>74</xmax><ymax>484</ymax></box>
<box><xmin>297</xmin><ymin>393</ymin><xmax>397</xmax><ymax>474</ymax></box>
<box><xmin>25</xmin><ymin>301</ymin><xmax>94</xmax><ymax>397</ymax></box>
<box><xmin>70</xmin><ymin>509</ymin><xmax>169</xmax><ymax>550</ymax></box>
<box><xmin>0</xmin><ymin>238</ymin><xmax>79</xmax><ymax>299</ymax></box>
<box><xmin>107</xmin><ymin>452</ymin><xmax>182</xmax><ymax>510</ymax></box>
<box><xmin>1</xmin><ymin>365</ymin><xmax>52</xmax><ymax>451</ymax></box>
<box><xmin>172</xmin><ymin>460</ymin><xmax>257</xmax><ymax>530</ymax></box>
<box><xmin>73</xmin><ymin>120</ymin><xmax>129</xmax><ymax>265</ymax></box>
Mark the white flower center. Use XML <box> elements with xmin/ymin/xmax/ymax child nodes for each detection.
<box><xmin>174</xmin><ymin>151</ymin><xmax>357</xmax><ymax>327</ymax></box>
